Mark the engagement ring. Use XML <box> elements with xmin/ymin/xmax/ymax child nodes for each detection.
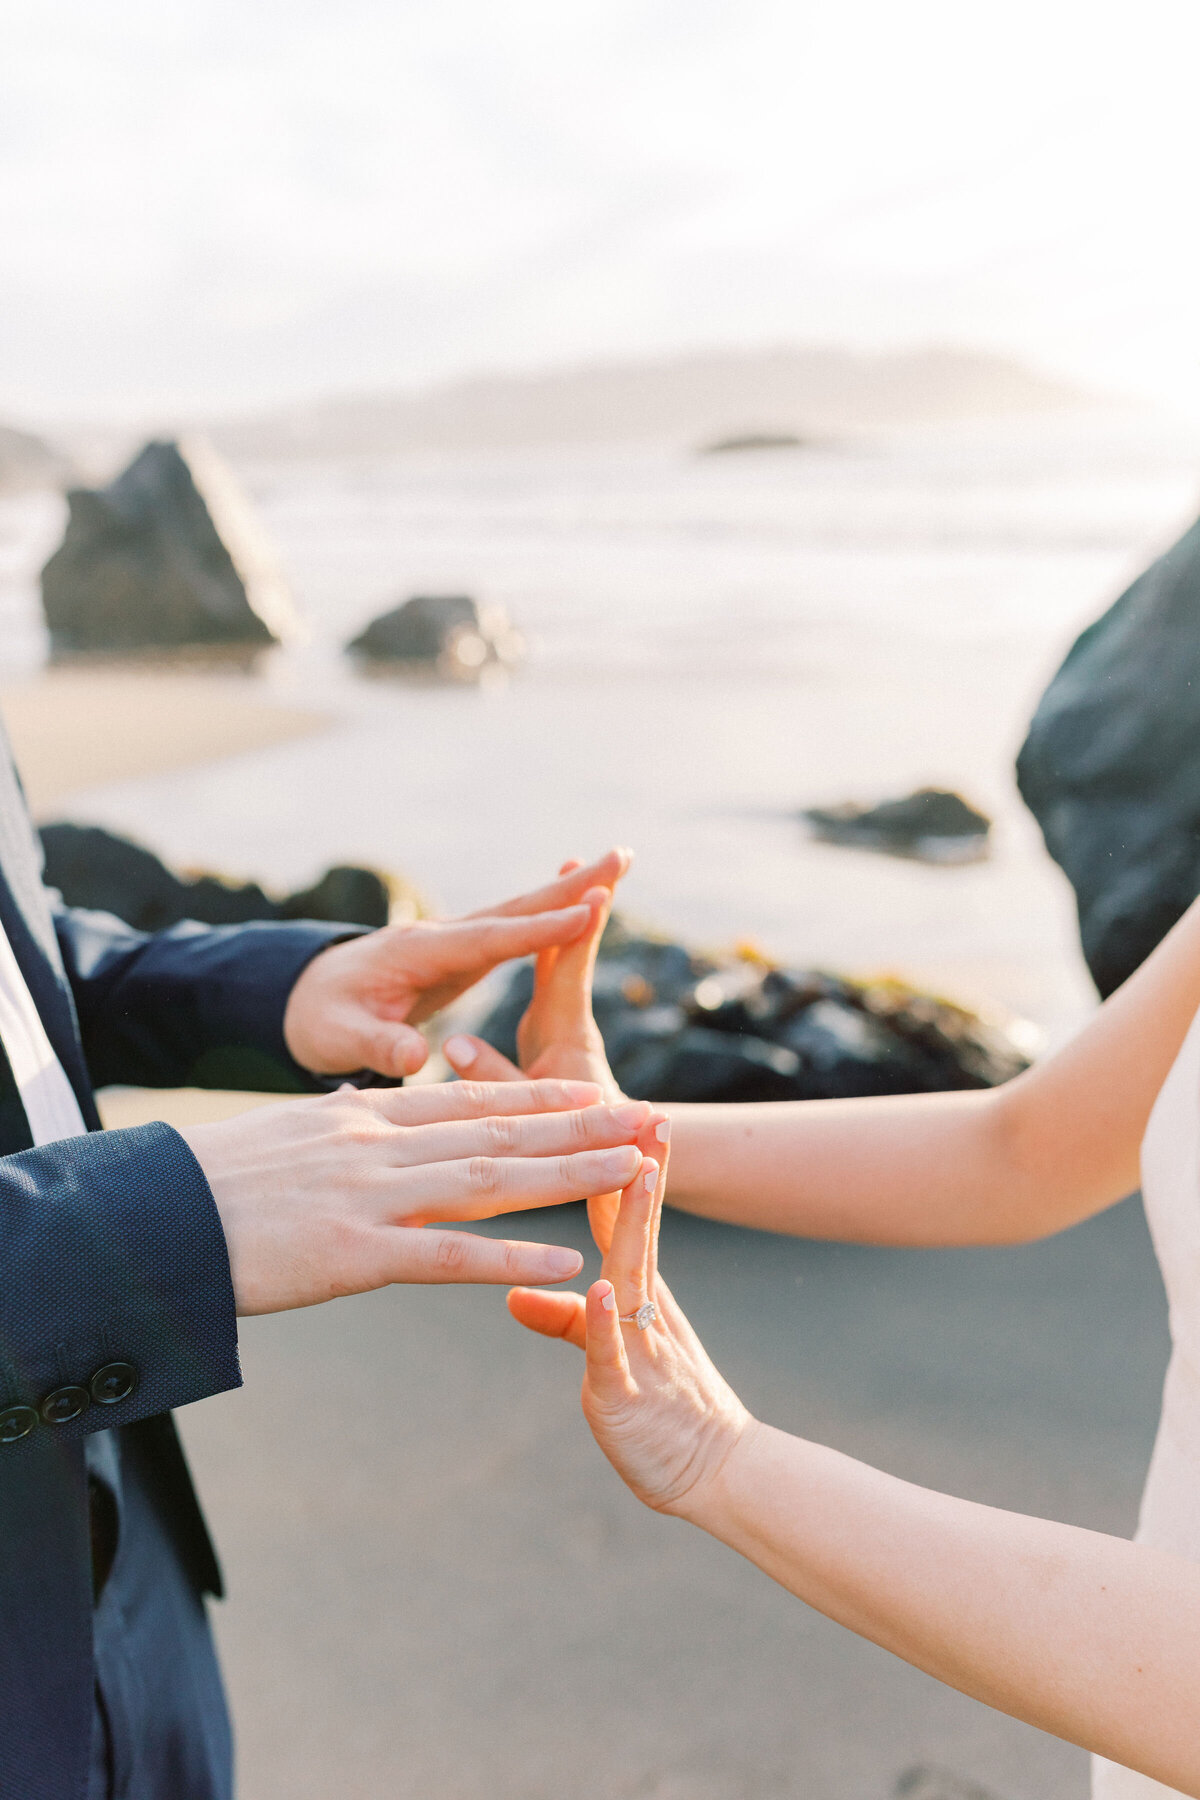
<box><xmin>618</xmin><ymin>1302</ymin><xmax>657</xmax><ymax>1330</ymax></box>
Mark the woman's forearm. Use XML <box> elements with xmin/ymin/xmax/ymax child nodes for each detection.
<box><xmin>686</xmin><ymin>1423</ymin><xmax>1200</xmax><ymax>1794</ymax></box>
<box><xmin>661</xmin><ymin>1088</ymin><xmax>1052</xmax><ymax>1245</ymax></box>
<box><xmin>662</xmin><ymin>895</ymin><xmax>1200</xmax><ymax>1247</ymax></box>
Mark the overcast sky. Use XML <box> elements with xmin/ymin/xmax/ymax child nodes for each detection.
<box><xmin>4</xmin><ymin>0</ymin><xmax>1200</xmax><ymax>423</ymax></box>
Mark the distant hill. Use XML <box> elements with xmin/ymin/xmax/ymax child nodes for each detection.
<box><xmin>211</xmin><ymin>345</ymin><xmax>1095</xmax><ymax>462</ymax></box>
<box><xmin>0</xmin><ymin>423</ymin><xmax>71</xmax><ymax>491</ymax></box>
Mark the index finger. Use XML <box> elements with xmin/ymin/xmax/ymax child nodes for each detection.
<box><xmin>432</xmin><ymin>908</ymin><xmax>595</xmax><ymax>965</ymax></box>
<box><xmin>473</xmin><ymin>849</ymin><xmax>632</xmax><ymax>921</ymax></box>
<box><xmin>360</xmin><ymin>1077</ymin><xmax>603</xmax><ymax>1127</ymax></box>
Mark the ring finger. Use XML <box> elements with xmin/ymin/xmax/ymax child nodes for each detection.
<box><xmin>389</xmin><ymin>1142</ymin><xmax>644</xmax><ymax>1224</ymax></box>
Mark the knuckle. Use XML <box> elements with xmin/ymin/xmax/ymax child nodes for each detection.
<box><xmin>501</xmin><ymin>1239</ymin><xmax>528</xmax><ymax>1278</ymax></box>
<box><xmin>484</xmin><ymin>1113</ymin><xmax>517</xmax><ymax>1154</ymax></box>
<box><xmin>467</xmin><ymin>1156</ymin><xmax>502</xmax><ymax>1198</ymax></box>
<box><xmin>341</xmin><ymin>1111</ymin><xmax>387</xmax><ymax>1152</ymax></box>
<box><xmin>433</xmin><ymin>1233</ymin><xmax>473</xmax><ymax>1277</ymax></box>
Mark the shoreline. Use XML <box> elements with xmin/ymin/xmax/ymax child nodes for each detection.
<box><xmin>0</xmin><ymin>663</ymin><xmax>331</xmax><ymax>816</ymax></box>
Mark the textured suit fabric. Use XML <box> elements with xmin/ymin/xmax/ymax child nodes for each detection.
<box><xmin>86</xmin><ymin>1423</ymin><xmax>234</xmax><ymax>1800</ymax></box>
<box><xmin>0</xmin><ymin>716</ymin><xmax>359</xmax><ymax>1800</ymax></box>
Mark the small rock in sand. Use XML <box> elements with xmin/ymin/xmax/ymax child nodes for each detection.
<box><xmin>347</xmin><ymin>595</ymin><xmax>524</xmax><ymax>678</ymax></box>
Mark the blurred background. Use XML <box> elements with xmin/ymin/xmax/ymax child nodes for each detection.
<box><xmin>3</xmin><ymin>4</ymin><xmax>1200</xmax><ymax>1796</ymax></box>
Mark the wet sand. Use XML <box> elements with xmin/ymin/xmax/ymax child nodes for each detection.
<box><xmin>0</xmin><ymin>664</ymin><xmax>328</xmax><ymax>815</ymax></box>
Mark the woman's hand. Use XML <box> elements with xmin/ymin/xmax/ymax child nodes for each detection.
<box><xmin>181</xmin><ymin>1079</ymin><xmax>651</xmax><ymax>1315</ymax></box>
<box><xmin>507</xmin><ymin>1120</ymin><xmax>754</xmax><ymax>1516</ymax></box>
<box><xmin>444</xmin><ymin>864</ymin><xmax>629</xmax><ymax>1245</ymax></box>
<box><xmin>443</xmin><ymin>864</ymin><xmax>623</xmax><ymax>1098</ymax></box>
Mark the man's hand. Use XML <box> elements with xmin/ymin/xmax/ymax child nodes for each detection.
<box><xmin>180</xmin><ymin>1078</ymin><xmax>652</xmax><ymax>1313</ymax></box>
<box><xmin>282</xmin><ymin>849</ymin><xmax>631</xmax><ymax>1079</ymax></box>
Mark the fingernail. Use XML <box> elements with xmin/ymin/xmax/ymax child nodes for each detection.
<box><xmin>641</xmin><ymin>1158</ymin><xmax>660</xmax><ymax>1193</ymax></box>
<box><xmin>563</xmin><ymin>1080</ymin><xmax>601</xmax><ymax>1105</ymax></box>
<box><xmin>654</xmin><ymin>1117</ymin><xmax>671</xmax><ymax>1143</ymax></box>
<box><xmin>600</xmin><ymin>1283</ymin><xmax>617</xmax><ymax>1312</ymax></box>
<box><xmin>444</xmin><ymin>1036</ymin><xmax>476</xmax><ymax>1067</ymax></box>
<box><xmin>597</xmin><ymin>1146</ymin><xmax>640</xmax><ymax>1181</ymax></box>
<box><xmin>546</xmin><ymin>1249</ymin><xmax>583</xmax><ymax>1278</ymax></box>
<box><xmin>613</xmin><ymin>1100</ymin><xmax>650</xmax><ymax>1128</ymax></box>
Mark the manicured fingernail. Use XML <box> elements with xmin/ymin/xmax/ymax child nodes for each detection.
<box><xmin>641</xmin><ymin>1159</ymin><xmax>660</xmax><ymax>1193</ymax></box>
<box><xmin>613</xmin><ymin>1101</ymin><xmax>650</xmax><ymax>1128</ymax></box>
<box><xmin>654</xmin><ymin>1117</ymin><xmax>671</xmax><ymax>1143</ymax></box>
<box><xmin>563</xmin><ymin>1080</ymin><xmax>601</xmax><ymax>1104</ymax></box>
<box><xmin>597</xmin><ymin>1147</ymin><xmax>640</xmax><ymax>1181</ymax></box>
<box><xmin>444</xmin><ymin>1036</ymin><xmax>476</xmax><ymax>1066</ymax></box>
<box><xmin>546</xmin><ymin>1249</ymin><xmax>583</xmax><ymax>1278</ymax></box>
<box><xmin>599</xmin><ymin>1283</ymin><xmax>617</xmax><ymax>1312</ymax></box>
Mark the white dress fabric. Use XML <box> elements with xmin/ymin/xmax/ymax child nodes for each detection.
<box><xmin>1093</xmin><ymin>1004</ymin><xmax>1200</xmax><ymax>1799</ymax></box>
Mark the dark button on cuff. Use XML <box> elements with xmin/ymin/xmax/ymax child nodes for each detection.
<box><xmin>0</xmin><ymin>1404</ymin><xmax>38</xmax><ymax>1444</ymax></box>
<box><xmin>90</xmin><ymin>1362</ymin><xmax>137</xmax><ymax>1407</ymax></box>
<box><xmin>40</xmin><ymin>1385</ymin><xmax>90</xmax><ymax>1426</ymax></box>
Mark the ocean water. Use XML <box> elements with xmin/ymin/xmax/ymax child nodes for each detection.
<box><xmin>4</xmin><ymin>407</ymin><xmax>1200</xmax><ymax>1046</ymax></box>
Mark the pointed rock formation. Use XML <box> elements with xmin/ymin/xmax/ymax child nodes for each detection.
<box><xmin>41</xmin><ymin>438</ymin><xmax>298</xmax><ymax>652</ymax></box>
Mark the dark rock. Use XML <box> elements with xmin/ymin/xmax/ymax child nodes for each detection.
<box><xmin>802</xmin><ymin>788</ymin><xmax>991</xmax><ymax>864</ymax></box>
<box><xmin>40</xmin><ymin>439</ymin><xmax>296</xmax><ymax>653</ymax></box>
<box><xmin>276</xmin><ymin>865</ymin><xmax>393</xmax><ymax>927</ymax></box>
<box><xmin>476</xmin><ymin>914</ymin><xmax>1029</xmax><ymax>1104</ymax></box>
<box><xmin>700</xmin><ymin>431</ymin><xmax>807</xmax><ymax>454</ymax></box>
<box><xmin>1016</xmin><ymin>511</ymin><xmax>1200</xmax><ymax>997</ymax></box>
<box><xmin>347</xmin><ymin>595</ymin><xmax>524</xmax><ymax>676</ymax></box>
<box><xmin>895</xmin><ymin>1768</ymin><xmax>1005</xmax><ymax>1800</ymax></box>
<box><xmin>39</xmin><ymin>823</ymin><xmax>393</xmax><ymax>932</ymax></box>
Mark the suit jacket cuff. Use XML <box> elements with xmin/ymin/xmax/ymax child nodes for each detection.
<box><xmin>0</xmin><ymin>1122</ymin><xmax>240</xmax><ymax>1448</ymax></box>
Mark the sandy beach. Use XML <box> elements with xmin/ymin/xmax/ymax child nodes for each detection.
<box><xmin>1</xmin><ymin>663</ymin><xmax>331</xmax><ymax>1132</ymax></box>
<box><xmin>0</xmin><ymin>663</ymin><xmax>329</xmax><ymax>816</ymax></box>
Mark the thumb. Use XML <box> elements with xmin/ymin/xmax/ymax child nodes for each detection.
<box><xmin>539</xmin><ymin>885</ymin><xmax>610</xmax><ymax>1036</ymax></box>
<box><xmin>360</xmin><ymin>1020</ymin><xmax>428</xmax><ymax>1078</ymax></box>
<box><xmin>507</xmin><ymin>1286</ymin><xmax>587</xmax><ymax>1348</ymax></box>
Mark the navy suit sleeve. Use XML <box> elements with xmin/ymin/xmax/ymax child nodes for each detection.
<box><xmin>0</xmin><ymin>1121</ymin><xmax>242</xmax><ymax>1441</ymax></box>
<box><xmin>53</xmin><ymin>905</ymin><xmax>362</xmax><ymax>1091</ymax></box>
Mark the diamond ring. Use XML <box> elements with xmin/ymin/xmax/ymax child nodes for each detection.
<box><xmin>618</xmin><ymin>1301</ymin><xmax>657</xmax><ymax>1330</ymax></box>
